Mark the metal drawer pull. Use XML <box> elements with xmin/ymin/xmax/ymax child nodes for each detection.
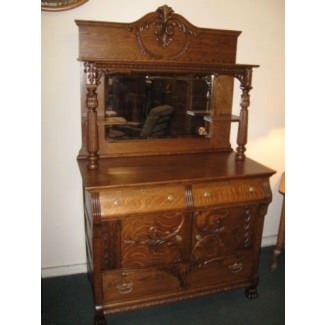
<box><xmin>176</xmin><ymin>235</ymin><xmax>182</xmax><ymax>242</ymax></box>
<box><xmin>203</xmin><ymin>191</ymin><xmax>211</xmax><ymax>198</ymax></box>
<box><xmin>113</xmin><ymin>199</ymin><xmax>121</xmax><ymax>206</ymax></box>
<box><xmin>195</xmin><ymin>234</ymin><xmax>202</xmax><ymax>241</ymax></box>
<box><xmin>228</xmin><ymin>262</ymin><xmax>243</xmax><ymax>273</ymax></box>
<box><xmin>116</xmin><ymin>281</ymin><xmax>134</xmax><ymax>294</ymax></box>
<box><xmin>167</xmin><ymin>194</ymin><xmax>175</xmax><ymax>202</ymax></box>
<box><xmin>248</xmin><ymin>186</ymin><xmax>256</xmax><ymax>193</ymax></box>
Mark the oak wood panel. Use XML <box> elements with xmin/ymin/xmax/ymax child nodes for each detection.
<box><xmin>78</xmin><ymin>152</ymin><xmax>275</xmax><ymax>190</ymax></box>
<box><xmin>192</xmin><ymin>178</ymin><xmax>266</xmax><ymax>207</ymax></box>
<box><xmin>102</xmin><ymin>253</ymin><xmax>253</xmax><ymax>306</ymax></box>
<box><xmin>102</xmin><ymin>267</ymin><xmax>180</xmax><ymax>304</ymax></box>
<box><xmin>99</xmin><ymin>185</ymin><xmax>186</xmax><ymax>216</ymax></box>
<box><xmin>191</xmin><ymin>206</ymin><xmax>255</xmax><ymax>261</ymax></box>
<box><xmin>120</xmin><ymin>212</ymin><xmax>188</xmax><ymax>268</ymax></box>
<box><xmin>75</xmin><ymin>15</ymin><xmax>240</xmax><ymax>64</ymax></box>
<box><xmin>102</xmin><ymin>277</ymin><xmax>251</xmax><ymax>315</ymax></box>
<box><xmin>187</xmin><ymin>251</ymin><xmax>254</xmax><ymax>289</ymax></box>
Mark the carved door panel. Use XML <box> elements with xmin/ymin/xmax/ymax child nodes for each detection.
<box><xmin>120</xmin><ymin>212</ymin><xmax>188</xmax><ymax>268</ymax></box>
<box><xmin>191</xmin><ymin>205</ymin><xmax>256</xmax><ymax>262</ymax></box>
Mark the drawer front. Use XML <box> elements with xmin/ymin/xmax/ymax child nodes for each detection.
<box><xmin>192</xmin><ymin>179</ymin><xmax>266</xmax><ymax>207</ymax></box>
<box><xmin>100</xmin><ymin>185</ymin><xmax>186</xmax><ymax>216</ymax></box>
<box><xmin>102</xmin><ymin>268</ymin><xmax>180</xmax><ymax>304</ymax></box>
<box><xmin>187</xmin><ymin>252</ymin><xmax>254</xmax><ymax>289</ymax></box>
<box><xmin>121</xmin><ymin>212</ymin><xmax>187</xmax><ymax>268</ymax></box>
<box><xmin>191</xmin><ymin>206</ymin><xmax>257</xmax><ymax>260</ymax></box>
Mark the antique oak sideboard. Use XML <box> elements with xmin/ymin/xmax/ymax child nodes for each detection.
<box><xmin>76</xmin><ymin>6</ymin><xmax>275</xmax><ymax>324</ymax></box>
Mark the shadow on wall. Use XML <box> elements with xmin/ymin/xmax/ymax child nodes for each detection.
<box><xmin>248</xmin><ymin>127</ymin><xmax>284</xmax><ymax>181</ymax></box>
<box><xmin>247</xmin><ymin>127</ymin><xmax>285</xmax><ymax>242</ymax></box>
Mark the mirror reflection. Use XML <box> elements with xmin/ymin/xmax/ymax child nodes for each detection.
<box><xmin>104</xmin><ymin>73</ymin><xmax>213</xmax><ymax>140</ymax></box>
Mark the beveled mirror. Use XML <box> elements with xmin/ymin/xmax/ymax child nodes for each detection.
<box><xmin>104</xmin><ymin>73</ymin><xmax>213</xmax><ymax>141</ymax></box>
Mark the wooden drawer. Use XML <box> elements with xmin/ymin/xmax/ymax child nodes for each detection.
<box><xmin>121</xmin><ymin>212</ymin><xmax>187</xmax><ymax>268</ymax></box>
<box><xmin>102</xmin><ymin>268</ymin><xmax>180</xmax><ymax>304</ymax></box>
<box><xmin>191</xmin><ymin>206</ymin><xmax>256</xmax><ymax>260</ymax></box>
<box><xmin>99</xmin><ymin>185</ymin><xmax>186</xmax><ymax>216</ymax></box>
<box><xmin>187</xmin><ymin>252</ymin><xmax>253</xmax><ymax>289</ymax></box>
<box><xmin>192</xmin><ymin>179</ymin><xmax>266</xmax><ymax>207</ymax></box>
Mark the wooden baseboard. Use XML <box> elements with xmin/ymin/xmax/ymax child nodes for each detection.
<box><xmin>261</xmin><ymin>235</ymin><xmax>277</xmax><ymax>247</ymax></box>
<box><xmin>41</xmin><ymin>263</ymin><xmax>87</xmax><ymax>278</ymax></box>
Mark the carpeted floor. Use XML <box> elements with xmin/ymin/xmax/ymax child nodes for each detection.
<box><xmin>41</xmin><ymin>246</ymin><xmax>284</xmax><ymax>325</ymax></box>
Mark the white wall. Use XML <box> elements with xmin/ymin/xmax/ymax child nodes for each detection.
<box><xmin>41</xmin><ymin>0</ymin><xmax>284</xmax><ymax>277</ymax></box>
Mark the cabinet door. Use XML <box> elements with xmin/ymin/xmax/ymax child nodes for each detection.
<box><xmin>102</xmin><ymin>212</ymin><xmax>189</xmax><ymax>270</ymax></box>
<box><xmin>186</xmin><ymin>205</ymin><xmax>258</xmax><ymax>289</ymax></box>
<box><xmin>191</xmin><ymin>205</ymin><xmax>256</xmax><ymax>261</ymax></box>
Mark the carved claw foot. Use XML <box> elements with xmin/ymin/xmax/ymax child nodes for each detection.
<box><xmin>245</xmin><ymin>287</ymin><xmax>258</xmax><ymax>299</ymax></box>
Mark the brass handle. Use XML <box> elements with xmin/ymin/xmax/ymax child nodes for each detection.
<box><xmin>203</xmin><ymin>191</ymin><xmax>211</xmax><ymax>198</ymax></box>
<box><xmin>175</xmin><ymin>235</ymin><xmax>182</xmax><ymax>242</ymax></box>
<box><xmin>195</xmin><ymin>234</ymin><xmax>202</xmax><ymax>241</ymax></box>
<box><xmin>167</xmin><ymin>194</ymin><xmax>175</xmax><ymax>202</ymax></box>
<box><xmin>248</xmin><ymin>186</ymin><xmax>256</xmax><ymax>193</ymax></box>
<box><xmin>116</xmin><ymin>281</ymin><xmax>134</xmax><ymax>294</ymax></box>
<box><xmin>228</xmin><ymin>262</ymin><xmax>243</xmax><ymax>273</ymax></box>
<box><xmin>197</xmin><ymin>126</ymin><xmax>207</xmax><ymax>136</ymax></box>
<box><xmin>113</xmin><ymin>199</ymin><xmax>121</xmax><ymax>206</ymax></box>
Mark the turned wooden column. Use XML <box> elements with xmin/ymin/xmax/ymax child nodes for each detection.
<box><xmin>236</xmin><ymin>68</ymin><xmax>253</xmax><ymax>161</ymax></box>
<box><xmin>84</xmin><ymin>63</ymin><xmax>102</xmax><ymax>170</ymax></box>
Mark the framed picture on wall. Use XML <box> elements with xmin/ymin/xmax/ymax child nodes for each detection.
<box><xmin>41</xmin><ymin>0</ymin><xmax>88</xmax><ymax>12</ymax></box>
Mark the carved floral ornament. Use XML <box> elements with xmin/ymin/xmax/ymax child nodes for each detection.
<box><xmin>129</xmin><ymin>5</ymin><xmax>197</xmax><ymax>60</ymax></box>
<box><xmin>84</xmin><ymin>62</ymin><xmax>104</xmax><ymax>86</ymax></box>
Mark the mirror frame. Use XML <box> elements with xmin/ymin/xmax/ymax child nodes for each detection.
<box><xmin>78</xmin><ymin>70</ymin><xmax>236</xmax><ymax>159</ymax></box>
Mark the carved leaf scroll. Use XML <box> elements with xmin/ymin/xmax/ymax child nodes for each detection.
<box><xmin>123</xmin><ymin>213</ymin><xmax>184</xmax><ymax>250</ymax></box>
<box><xmin>130</xmin><ymin>5</ymin><xmax>197</xmax><ymax>60</ymax></box>
<box><xmin>153</xmin><ymin>5</ymin><xmax>195</xmax><ymax>48</ymax></box>
<box><xmin>84</xmin><ymin>62</ymin><xmax>103</xmax><ymax>86</ymax></box>
<box><xmin>121</xmin><ymin>213</ymin><xmax>185</xmax><ymax>267</ymax></box>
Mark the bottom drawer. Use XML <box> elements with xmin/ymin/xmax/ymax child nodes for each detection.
<box><xmin>102</xmin><ymin>268</ymin><xmax>180</xmax><ymax>304</ymax></box>
<box><xmin>102</xmin><ymin>253</ymin><xmax>255</xmax><ymax>305</ymax></box>
<box><xmin>187</xmin><ymin>252</ymin><xmax>254</xmax><ymax>289</ymax></box>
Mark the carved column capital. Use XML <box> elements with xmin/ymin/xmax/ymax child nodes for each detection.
<box><xmin>84</xmin><ymin>62</ymin><xmax>104</xmax><ymax>86</ymax></box>
<box><xmin>235</xmin><ymin>67</ymin><xmax>253</xmax><ymax>91</ymax></box>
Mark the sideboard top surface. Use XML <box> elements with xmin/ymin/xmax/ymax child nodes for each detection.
<box><xmin>78</xmin><ymin>152</ymin><xmax>275</xmax><ymax>190</ymax></box>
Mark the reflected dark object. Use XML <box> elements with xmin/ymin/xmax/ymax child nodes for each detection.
<box><xmin>105</xmin><ymin>74</ymin><xmax>212</xmax><ymax>140</ymax></box>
